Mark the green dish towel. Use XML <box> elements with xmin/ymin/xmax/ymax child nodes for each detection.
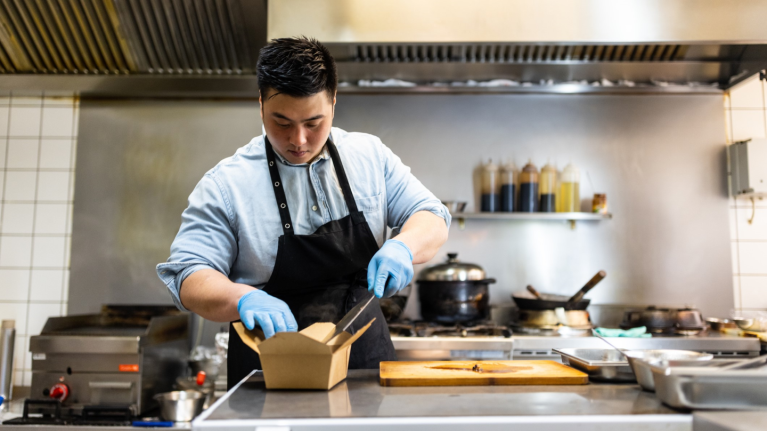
<box><xmin>593</xmin><ymin>326</ymin><xmax>652</xmax><ymax>338</ymax></box>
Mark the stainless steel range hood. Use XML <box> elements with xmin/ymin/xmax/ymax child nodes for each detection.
<box><xmin>1</xmin><ymin>0</ymin><xmax>766</xmax><ymax>97</ymax></box>
<box><xmin>0</xmin><ymin>0</ymin><xmax>266</xmax><ymax>97</ymax></box>
<box><xmin>268</xmin><ymin>0</ymin><xmax>767</xmax><ymax>93</ymax></box>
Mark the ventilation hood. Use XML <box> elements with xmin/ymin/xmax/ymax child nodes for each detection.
<box><xmin>0</xmin><ymin>0</ymin><xmax>765</xmax><ymax>97</ymax></box>
<box><xmin>268</xmin><ymin>0</ymin><xmax>767</xmax><ymax>93</ymax></box>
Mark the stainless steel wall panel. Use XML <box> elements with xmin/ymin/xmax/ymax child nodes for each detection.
<box><xmin>70</xmin><ymin>94</ymin><xmax>733</xmax><ymax>332</ymax></box>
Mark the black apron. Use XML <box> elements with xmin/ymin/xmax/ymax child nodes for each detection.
<box><xmin>227</xmin><ymin>137</ymin><xmax>397</xmax><ymax>389</ymax></box>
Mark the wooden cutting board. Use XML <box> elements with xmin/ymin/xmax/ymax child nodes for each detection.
<box><xmin>380</xmin><ymin>360</ymin><xmax>588</xmax><ymax>387</ymax></box>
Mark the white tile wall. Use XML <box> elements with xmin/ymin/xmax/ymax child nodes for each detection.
<box><xmin>0</xmin><ymin>95</ymin><xmax>78</xmax><ymax>387</ymax></box>
<box><xmin>727</xmin><ymin>74</ymin><xmax>767</xmax><ymax>312</ymax></box>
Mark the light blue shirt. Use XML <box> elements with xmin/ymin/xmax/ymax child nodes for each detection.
<box><xmin>157</xmin><ymin>127</ymin><xmax>451</xmax><ymax>311</ymax></box>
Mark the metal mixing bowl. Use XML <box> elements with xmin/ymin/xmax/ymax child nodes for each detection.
<box><xmin>733</xmin><ymin>317</ymin><xmax>767</xmax><ymax>332</ymax></box>
<box><xmin>154</xmin><ymin>390</ymin><xmax>205</xmax><ymax>422</ymax></box>
<box><xmin>623</xmin><ymin>350</ymin><xmax>713</xmax><ymax>392</ymax></box>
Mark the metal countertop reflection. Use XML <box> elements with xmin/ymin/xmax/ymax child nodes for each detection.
<box><xmin>195</xmin><ymin>370</ymin><xmax>689</xmax><ymax>430</ymax></box>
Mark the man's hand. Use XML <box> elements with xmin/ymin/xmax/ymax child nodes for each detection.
<box><xmin>238</xmin><ymin>289</ymin><xmax>298</xmax><ymax>338</ymax></box>
<box><xmin>367</xmin><ymin>239</ymin><xmax>414</xmax><ymax>298</ymax></box>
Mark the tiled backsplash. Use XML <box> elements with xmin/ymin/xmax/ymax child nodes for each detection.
<box><xmin>726</xmin><ymin>74</ymin><xmax>767</xmax><ymax>312</ymax></box>
<box><xmin>0</xmin><ymin>95</ymin><xmax>78</xmax><ymax>387</ymax></box>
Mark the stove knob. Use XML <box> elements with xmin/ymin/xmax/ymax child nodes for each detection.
<box><xmin>49</xmin><ymin>383</ymin><xmax>69</xmax><ymax>402</ymax></box>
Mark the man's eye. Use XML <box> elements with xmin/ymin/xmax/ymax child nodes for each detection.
<box><xmin>306</xmin><ymin>123</ymin><xmax>318</xmax><ymax>128</ymax></box>
<box><xmin>277</xmin><ymin>122</ymin><xmax>290</xmax><ymax>128</ymax></box>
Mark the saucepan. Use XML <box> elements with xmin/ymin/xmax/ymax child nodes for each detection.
<box><xmin>154</xmin><ymin>390</ymin><xmax>205</xmax><ymax>422</ymax></box>
<box><xmin>512</xmin><ymin>271</ymin><xmax>606</xmax><ymax>311</ymax></box>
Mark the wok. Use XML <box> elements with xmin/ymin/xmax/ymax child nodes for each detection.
<box><xmin>512</xmin><ymin>271</ymin><xmax>606</xmax><ymax>311</ymax></box>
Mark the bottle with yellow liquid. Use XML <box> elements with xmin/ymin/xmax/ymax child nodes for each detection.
<box><xmin>557</xmin><ymin>163</ymin><xmax>580</xmax><ymax>212</ymax></box>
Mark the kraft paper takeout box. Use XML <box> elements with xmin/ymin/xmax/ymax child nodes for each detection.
<box><xmin>232</xmin><ymin>318</ymin><xmax>375</xmax><ymax>390</ymax></box>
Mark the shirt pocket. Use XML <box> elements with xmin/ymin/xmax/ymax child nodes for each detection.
<box><xmin>355</xmin><ymin>193</ymin><xmax>385</xmax><ymax>244</ymax></box>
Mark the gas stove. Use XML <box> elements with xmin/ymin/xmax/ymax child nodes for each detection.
<box><xmin>389</xmin><ymin>320</ymin><xmax>513</xmax><ymax>361</ymax></box>
<box><xmin>388</xmin><ymin>320</ymin><xmax>761</xmax><ymax>362</ymax></box>
<box><xmin>389</xmin><ymin>320</ymin><xmax>512</xmax><ymax>338</ymax></box>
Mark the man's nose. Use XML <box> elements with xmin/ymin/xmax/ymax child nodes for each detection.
<box><xmin>290</xmin><ymin>126</ymin><xmax>308</xmax><ymax>147</ymax></box>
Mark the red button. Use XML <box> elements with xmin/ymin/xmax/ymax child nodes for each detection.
<box><xmin>49</xmin><ymin>383</ymin><xmax>69</xmax><ymax>401</ymax></box>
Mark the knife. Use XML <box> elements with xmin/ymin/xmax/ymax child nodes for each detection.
<box><xmin>325</xmin><ymin>292</ymin><xmax>375</xmax><ymax>342</ymax></box>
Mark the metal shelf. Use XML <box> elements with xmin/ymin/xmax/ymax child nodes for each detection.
<box><xmin>452</xmin><ymin>212</ymin><xmax>612</xmax><ymax>229</ymax></box>
<box><xmin>337</xmin><ymin>85</ymin><xmax>722</xmax><ymax>95</ymax></box>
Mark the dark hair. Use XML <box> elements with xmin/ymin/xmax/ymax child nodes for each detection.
<box><xmin>257</xmin><ymin>37</ymin><xmax>337</xmax><ymax>100</ymax></box>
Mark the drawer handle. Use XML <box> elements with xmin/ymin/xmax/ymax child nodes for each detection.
<box><xmin>89</xmin><ymin>382</ymin><xmax>133</xmax><ymax>390</ymax></box>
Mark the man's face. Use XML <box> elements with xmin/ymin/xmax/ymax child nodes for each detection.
<box><xmin>260</xmin><ymin>89</ymin><xmax>335</xmax><ymax>164</ymax></box>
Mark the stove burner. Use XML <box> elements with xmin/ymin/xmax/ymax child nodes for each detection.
<box><xmin>509</xmin><ymin>323</ymin><xmax>592</xmax><ymax>337</ymax></box>
<box><xmin>388</xmin><ymin>322</ymin><xmax>417</xmax><ymax>337</ymax></box>
<box><xmin>388</xmin><ymin>320</ymin><xmax>511</xmax><ymax>338</ymax></box>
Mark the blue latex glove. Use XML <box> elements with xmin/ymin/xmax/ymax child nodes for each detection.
<box><xmin>238</xmin><ymin>289</ymin><xmax>298</xmax><ymax>339</ymax></box>
<box><xmin>367</xmin><ymin>239</ymin><xmax>414</xmax><ymax>298</ymax></box>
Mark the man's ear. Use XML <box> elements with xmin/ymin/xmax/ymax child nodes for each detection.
<box><xmin>259</xmin><ymin>95</ymin><xmax>264</xmax><ymax>120</ymax></box>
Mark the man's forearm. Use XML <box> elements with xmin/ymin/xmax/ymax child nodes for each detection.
<box><xmin>394</xmin><ymin>211</ymin><xmax>449</xmax><ymax>264</ymax></box>
<box><xmin>179</xmin><ymin>269</ymin><xmax>255</xmax><ymax>322</ymax></box>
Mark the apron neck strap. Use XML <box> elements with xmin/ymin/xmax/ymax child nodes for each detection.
<box><xmin>264</xmin><ymin>136</ymin><xmax>295</xmax><ymax>235</ymax></box>
<box><xmin>264</xmin><ymin>135</ymin><xmax>363</xmax><ymax>236</ymax></box>
<box><xmin>325</xmin><ymin>140</ymin><xmax>361</xmax><ymax>215</ymax></box>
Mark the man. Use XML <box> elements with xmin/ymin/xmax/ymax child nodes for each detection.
<box><xmin>157</xmin><ymin>37</ymin><xmax>450</xmax><ymax>388</ymax></box>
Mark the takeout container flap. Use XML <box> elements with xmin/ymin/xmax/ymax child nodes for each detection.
<box><xmin>232</xmin><ymin>318</ymin><xmax>375</xmax><ymax>390</ymax></box>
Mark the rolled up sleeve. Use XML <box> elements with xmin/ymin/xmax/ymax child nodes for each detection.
<box><xmin>156</xmin><ymin>173</ymin><xmax>238</xmax><ymax>311</ymax></box>
<box><xmin>379</xmin><ymin>141</ymin><xmax>451</xmax><ymax>230</ymax></box>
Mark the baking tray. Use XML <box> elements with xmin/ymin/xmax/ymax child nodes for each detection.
<box><xmin>553</xmin><ymin>348</ymin><xmax>635</xmax><ymax>382</ymax></box>
<box><xmin>651</xmin><ymin>356</ymin><xmax>767</xmax><ymax>410</ymax></box>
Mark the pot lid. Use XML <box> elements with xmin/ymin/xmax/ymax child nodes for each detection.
<box><xmin>418</xmin><ymin>253</ymin><xmax>486</xmax><ymax>281</ymax></box>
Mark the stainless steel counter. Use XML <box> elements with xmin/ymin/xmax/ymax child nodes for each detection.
<box><xmin>193</xmin><ymin>369</ymin><xmax>691</xmax><ymax>430</ymax></box>
<box><xmin>693</xmin><ymin>412</ymin><xmax>767</xmax><ymax>431</ymax></box>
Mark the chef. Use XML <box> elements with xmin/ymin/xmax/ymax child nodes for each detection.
<box><xmin>156</xmin><ymin>37</ymin><xmax>450</xmax><ymax>388</ymax></box>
